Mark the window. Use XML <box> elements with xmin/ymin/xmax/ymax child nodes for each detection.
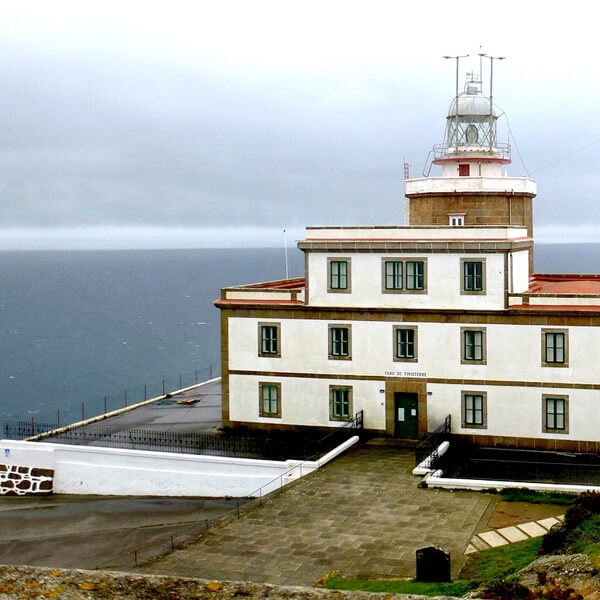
<box><xmin>542</xmin><ymin>329</ymin><xmax>568</xmax><ymax>367</ymax></box>
<box><xmin>393</xmin><ymin>326</ymin><xmax>417</xmax><ymax>362</ymax></box>
<box><xmin>462</xmin><ymin>259</ymin><xmax>485</xmax><ymax>293</ymax></box>
<box><xmin>258</xmin><ymin>323</ymin><xmax>280</xmax><ymax>357</ymax></box>
<box><xmin>259</xmin><ymin>383</ymin><xmax>281</xmax><ymax>418</ymax></box>
<box><xmin>328</xmin><ymin>258</ymin><xmax>350</xmax><ymax>292</ymax></box>
<box><xmin>330</xmin><ymin>386</ymin><xmax>352</xmax><ymax>421</ymax></box>
<box><xmin>382</xmin><ymin>259</ymin><xmax>427</xmax><ymax>294</ymax></box>
<box><xmin>384</xmin><ymin>261</ymin><xmax>403</xmax><ymax>290</ymax></box>
<box><xmin>543</xmin><ymin>395</ymin><xmax>568</xmax><ymax>433</ymax></box>
<box><xmin>406</xmin><ymin>261</ymin><xmax>425</xmax><ymax>290</ymax></box>
<box><xmin>329</xmin><ymin>325</ymin><xmax>351</xmax><ymax>359</ymax></box>
<box><xmin>458</xmin><ymin>163</ymin><xmax>470</xmax><ymax>176</ymax></box>
<box><xmin>461</xmin><ymin>328</ymin><xmax>486</xmax><ymax>363</ymax></box>
<box><xmin>462</xmin><ymin>392</ymin><xmax>487</xmax><ymax>428</ymax></box>
<box><xmin>449</xmin><ymin>214</ymin><xmax>464</xmax><ymax>226</ymax></box>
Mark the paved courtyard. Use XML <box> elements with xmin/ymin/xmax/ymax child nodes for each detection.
<box><xmin>137</xmin><ymin>443</ymin><xmax>495</xmax><ymax>586</ymax></box>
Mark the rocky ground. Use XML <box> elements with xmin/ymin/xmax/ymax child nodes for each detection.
<box><xmin>0</xmin><ymin>565</ymin><xmax>452</xmax><ymax>600</ymax></box>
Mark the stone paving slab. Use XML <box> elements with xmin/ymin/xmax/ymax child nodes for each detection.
<box><xmin>517</xmin><ymin>521</ymin><xmax>548</xmax><ymax>537</ymax></box>
<box><xmin>469</xmin><ymin>536</ymin><xmax>492</xmax><ymax>552</ymax></box>
<box><xmin>478</xmin><ymin>530</ymin><xmax>509</xmax><ymax>548</ymax></box>
<box><xmin>538</xmin><ymin>516</ymin><xmax>562</xmax><ymax>530</ymax></box>
<box><xmin>136</xmin><ymin>445</ymin><xmax>494</xmax><ymax>586</ymax></box>
<box><xmin>497</xmin><ymin>525</ymin><xmax>529</xmax><ymax>543</ymax></box>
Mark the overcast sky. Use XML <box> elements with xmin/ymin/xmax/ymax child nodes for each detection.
<box><xmin>1</xmin><ymin>1</ymin><xmax>599</xmax><ymax>249</ymax></box>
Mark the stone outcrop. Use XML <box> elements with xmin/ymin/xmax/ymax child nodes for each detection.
<box><xmin>0</xmin><ymin>464</ymin><xmax>53</xmax><ymax>495</ymax></box>
<box><xmin>0</xmin><ymin>565</ymin><xmax>460</xmax><ymax>600</ymax></box>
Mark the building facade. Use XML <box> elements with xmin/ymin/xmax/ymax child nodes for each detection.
<box><xmin>216</xmin><ymin>74</ymin><xmax>600</xmax><ymax>453</ymax></box>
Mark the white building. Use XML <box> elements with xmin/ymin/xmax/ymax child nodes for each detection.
<box><xmin>216</xmin><ymin>72</ymin><xmax>600</xmax><ymax>453</ymax></box>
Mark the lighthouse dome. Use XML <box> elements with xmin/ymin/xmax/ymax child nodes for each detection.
<box><xmin>448</xmin><ymin>83</ymin><xmax>496</xmax><ymax>118</ymax></box>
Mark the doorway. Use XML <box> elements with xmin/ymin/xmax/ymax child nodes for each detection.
<box><xmin>394</xmin><ymin>392</ymin><xmax>419</xmax><ymax>439</ymax></box>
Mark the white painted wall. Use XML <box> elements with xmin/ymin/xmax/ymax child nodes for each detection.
<box><xmin>229</xmin><ymin>373</ymin><xmax>385</xmax><ymax>430</ymax></box>
<box><xmin>229</xmin><ymin>314</ymin><xmax>600</xmax><ymax>439</ymax></box>
<box><xmin>306</xmin><ymin>251</ymin><xmax>509</xmax><ymax>309</ymax></box>
<box><xmin>511</xmin><ymin>250</ymin><xmax>530</xmax><ymax>292</ymax></box>
<box><xmin>405</xmin><ymin>176</ymin><xmax>536</xmax><ymax>196</ymax></box>
<box><xmin>233</xmin><ymin>318</ymin><xmax>600</xmax><ymax>384</ymax></box>
<box><xmin>0</xmin><ymin>438</ymin><xmax>359</xmax><ymax>497</ymax></box>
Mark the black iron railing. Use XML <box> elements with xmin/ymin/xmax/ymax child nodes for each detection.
<box><xmin>4</xmin><ymin>416</ymin><xmax>364</xmax><ymax>461</ymax></box>
<box><xmin>4</xmin><ymin>421</ymin><xmax>57</xmax><ymax>440</ymax></box>
<box><xmin>415</xmin><ymin>414</ymin><xmax>451</xmax><ymax>470</ymax></box>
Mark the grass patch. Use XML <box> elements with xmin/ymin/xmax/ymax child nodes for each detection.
<box><xmin>500</xmin><ymin>488</ymin><xmax>577</xmax><ymax>506</ymax></box>
<box><xmin>320</xmin><ymin>575</ymin><xmax>475</xmax><ymax>597</ymax></box>
<box><xmin>320</xmin><ymin>539</ymin><xmax>542</xmax><ymax>595</ymax></box>
<box><xmin>460</xmin><ymin>537</ymin><xmax>542</xmax><ymax>581</ymax></box>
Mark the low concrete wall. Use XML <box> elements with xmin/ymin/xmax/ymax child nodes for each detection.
<box><xmin>0</xmin><ymin>436</ymin><xmax>359</xmax><ymax>497</ymax></box>
<box><xmin>423</xmin><ymin>470</ymin><xmax>600</xmax><ymax>495</ymax></box>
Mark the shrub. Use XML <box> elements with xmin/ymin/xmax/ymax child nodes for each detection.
<box><xmin>479</xmin><ymin>579</ymin><xmax>534</xmax><ymax>599</ymax></box>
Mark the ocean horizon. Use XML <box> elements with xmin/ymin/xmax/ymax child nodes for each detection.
<box><xmin>0</xmin><ymin>243</ymin><xmax>598</xmax><ymax>426</ymax></box>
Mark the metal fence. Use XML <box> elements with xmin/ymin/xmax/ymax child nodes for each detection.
<box><xmin>4</xmin><ymin>366</ymin><xmax>217</xmax><ymax>432</ymax></box>
<box><xmin>414</xmin><ymin>414</ymin><xmax>452</xmax><ymax>470</ymax></box>
<box><xmin>444</xmin><ymin>445</ymin><xmax>600</xmax><ymax>486</ymax></box>
<box><xmin>4</xmin><ymin>410</ymin><xmax>364</xmax><ymax>462</ymax></box>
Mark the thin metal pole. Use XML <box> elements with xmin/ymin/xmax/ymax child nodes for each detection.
<box><xmin>443</xmin><ymin>54</ymin><xmax>469</xmax><ymax>148</ymax></box>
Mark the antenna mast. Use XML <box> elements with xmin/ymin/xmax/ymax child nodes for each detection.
<box><xmin>478</xmin><ymin>53</ymin><xmax>506</xmax><ymax>149</ymax></box>
<box><xmin>443</xmin><ymin>54</ymin><xmax>469</xmax><ymax>149</ymax></box>
<box><xmin>283</xmin><ymin>229</ymin><xmax>289</xmax><ymax>279</ymax></box>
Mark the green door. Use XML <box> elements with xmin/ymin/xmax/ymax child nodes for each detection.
<box><xmin>394</xmin><ymin>393</ymin><xmax>418</xmax><ymax>439</ymax></box>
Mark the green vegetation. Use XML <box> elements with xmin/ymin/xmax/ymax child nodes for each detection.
<box><xmin>319</xmin><ymin>575</ymin><xmax>475</xmax><ymax>597</ymax></box>
<box><xmin>499</xmin><ymin>488</ymin><xmax>577</xmax><ymax>506</ymax></box>
<box><xmin>460</xmin><ymin>537</ymin><xmax>542</xmax><ymax>581</ymax></box>
<box><xmin>540</xmin><ymin>490</ymin><xmax>600</xmax><ymax>562</ymax></box>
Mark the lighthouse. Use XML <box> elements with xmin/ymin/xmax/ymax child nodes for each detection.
<box><xmin>404</xmin><ymin>58</ymin><xmax>537</xmax><ymax>269</ymax></box>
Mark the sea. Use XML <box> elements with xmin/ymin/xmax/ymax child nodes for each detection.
<box><xmin>0</xmin><ymin>243</ymin><xmax>598</xmax><ymax>427</ymax></box>
<box><xmin>0</xmin><ymin>247</ymin><xmax>304</xmax><ymax>426</ymax></box>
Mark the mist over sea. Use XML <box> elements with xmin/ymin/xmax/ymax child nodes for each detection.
<box><xmin>0</xmin><ymin>243</ymin><xmax>597</xmax><ymax>426</ymax></box>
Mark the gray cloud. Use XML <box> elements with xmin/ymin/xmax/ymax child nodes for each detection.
<box><xmin>0</xmin><ymin>2</ymin><xmax>599</xmax><ymax>246</ymax></box>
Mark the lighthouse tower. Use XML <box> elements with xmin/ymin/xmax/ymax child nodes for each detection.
<box><xmin>405</xmin><ymin>62</ymin><xmax>537</xmax><ymax>268</ymax></box>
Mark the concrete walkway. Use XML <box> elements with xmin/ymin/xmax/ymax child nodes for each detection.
<box><xmin>136</xmin><ymin>444</ymin><xmax>494</xmax><ymax>586</ymax></box>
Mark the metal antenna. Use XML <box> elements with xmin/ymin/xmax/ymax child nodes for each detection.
<box><xmin>443</xmin><ymin>54</ymin><xmax>469</xmax><ymax>149</ymax></box>
<box><xmin>479</xmin><ymin>53</ymin><xmax>506</xmax><ymax>148</ymax></box>
<box><xmin>283</xmin><ymin>229</ymin><xmax>289</xmax><ymax>279</ymax></box>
